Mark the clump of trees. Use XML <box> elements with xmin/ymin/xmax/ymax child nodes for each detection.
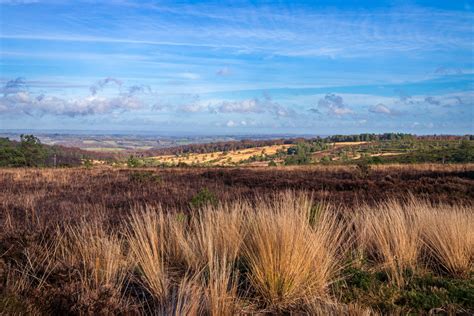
<box><xmin>0</xmin><ymin>135</ymin><xmax>83</xmax><ymax>167</ymax></box>
<box><xmin>328</xmin><ymin>133</ymin><xmax>414</xmax><ymax>142</ymax></box>
<box><xmin>390</xmin><ymin>139</ymin><xmax>474</xmax><ymax>164</ymax></box>
<box><xmin>0</xmin><ymin>135</ymin><xmax>47</xmax><ymax>167</ymax></box>
<box><xmin>284</xmin><ymin>143</ymin><xmax>312</xmax><ymax>165</ymax></box>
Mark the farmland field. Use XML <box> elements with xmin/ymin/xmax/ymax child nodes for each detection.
<box><xmin>150</xmin><ymin>145</ymin><xmax>293</xmax><ymax>166</ymax></box>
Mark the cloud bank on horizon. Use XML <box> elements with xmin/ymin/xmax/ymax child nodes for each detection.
<box><xmin>0</xmin><ymin>0</ymin><xmax>473</xmax><ymax>134</ymax></box>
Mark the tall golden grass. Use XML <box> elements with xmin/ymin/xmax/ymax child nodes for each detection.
<box><xmin>126</xmin><ymin>208</ymin><xmax>169</xmax><ymax>301</ymax></box>
<box><xmin>4</xmin><ymin>192</ymin><xmax>473</xmax><ymax>314</ymax></box>
<box><xmin>420</xmin><ymin>205</ymin><xmax>473</xmax><ymax>277</ymax></box>
<box><xmin>242</xmin><ymin>193</ymin><xmax>347</xmax><ymax>310</ymax></box>
<box><xmin>356</xmin><ymin>200</ymin><xmax>422</xmax><ymax>286</ymax></box>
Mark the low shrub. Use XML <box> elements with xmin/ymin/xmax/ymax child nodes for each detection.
<box><xmin>190</xmin><ymin>188</ymin><xmax>218</xmax><ymax>209</ymax></box>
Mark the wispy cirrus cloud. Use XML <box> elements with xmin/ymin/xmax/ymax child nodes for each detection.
<box><xmin>2</xmin><ymin>5</ymin><xmax>472</xmax><ymax>58</ymax></box>
<box><xmin>177</xmin><ymin>72</ymin><xmax>200</xmax><ymax>80</ymax></box>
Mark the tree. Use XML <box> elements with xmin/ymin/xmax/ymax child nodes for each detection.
<box><xmin>19</xmin><ymin>134</ymin><xmax>47</xmax><ymax>167</ymax></box>
<box><xmin>0</xmin><ymin>138</ymin><xmax>26</xmax><ymax>167</ymax></box>
<box><xmin>284</xmin><ymin>143</ymin><xmax>312</xmax><ymax>165</ymax></box>
<box><xmin>453</xmin><ymin>140</ymin><xmax>473</xmax><ymax>162</ymax></box>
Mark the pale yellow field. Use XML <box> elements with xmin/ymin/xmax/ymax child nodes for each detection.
<box><xmin>369</xmin><ymin>152</ymin><xmax>404</xmax><ymax>157</ymax></box>
<box><xmin>347</xmin><ymin>152</ymin><xmax>404</xmax><ymax>160</ymax></box>
<box><xmin>151</xmin><ymin>144</ymin><xmax>292</xmax><ymax>166</ymax></box>
<box><xmin>332</xmin><ymin>141</ymin><xmax>367</xmax><ymax>147</ymax></box>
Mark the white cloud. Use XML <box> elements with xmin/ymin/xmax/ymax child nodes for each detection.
<box><xmin>222</xmin><ymin>119</ymin><xmax>254</xmax><ymax>128</ymax></box>
<box><xmin>226</xmin><ymin>120</ymin><xmax>236</xmax><ymax>127</ymax></box>
<box><xmin>215</xmin><ymin>96</ymin><xmax>294</xmax><ymax>118</ymax></box>
<box><xmin>317</xmin><ymin>94</ymin><xmax>353</xmax><ymax>116</ymax></box>
<box><xmin>369</xmin><ymin>103</ymin><xmax>393</xmax><ymax>115</ymax></box>
<box><xmin>178</xmin><ymin>102</ymin><xmax>208</xmax><ymax>112</ymax></box>
<box><xmin>0</xmin><ymin>77</ymin><xmax>146</xmax><ymax>116</ymax></box>
<box><xmin>176</xmin><ymin>95</ymin><xmax>209</xmax><ymax>112</ymax></box>
<box><xmin>178</xmin><ymin>72</ymin><xmax>200</xmax><ymax>80</ymax></box>
<box><xmin>217</xmin><ymin>99</ymin><xmax>262</xmax><ymax>113</ymax></box>
<box><xmin>0</xmin><ymin>92</ymin><xmax>143</xmax><ymax>116</ymax></box>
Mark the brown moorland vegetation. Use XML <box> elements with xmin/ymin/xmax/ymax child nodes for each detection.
<box><xmin>0</xmin><ymin>164</ymin><xmax>473</xmax><ymax>314</ymax></box>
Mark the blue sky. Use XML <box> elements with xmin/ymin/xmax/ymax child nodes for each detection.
<box><xmin>0</xmin><ymin>0</ymin><xmax>473</xmax><ymax>135</ymax></box>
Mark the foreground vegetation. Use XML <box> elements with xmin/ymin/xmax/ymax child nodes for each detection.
<box><xmin>0</xmin><ymin>193</ymin><xmax>472</xmax><ymax>314</ymax></box>
<box><xmin>0</xmin><ymin>166</ymin><xmax>472</xmax><ymax>314</ymax></box>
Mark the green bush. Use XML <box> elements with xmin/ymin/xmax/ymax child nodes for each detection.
<box><xmin>83</xmin><ymin>159</ymin><xmax>93</xmax><ymax>169</ymax></box>
<box><xmin>190</xmin><ymin>188</ymin><xmax>218</xmax><ymax>208</ymax></box>
<box><xmin>127</xmin><ymin>155</ymin><xmax>142</xmax><ymax>168</ymax></box>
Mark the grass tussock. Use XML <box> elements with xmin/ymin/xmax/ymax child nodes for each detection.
<box><xmin>420</xmin><ymin>205</ymin><xmax>473</xmax><ymax>277</ymax></box>
<box><xmin>356</xmin><ymin>199</ymin><xmax>474</xmax><ymax>286</ymax></box>
<box><xmin>176</xmin><ymin>203</ymin><xmax>245</xmax><ymax>272</ymax></box>
<box><xmin>61</xmin><ymin>218</ymin><xmax>129</xmax><ymax>293</ymax></box>
<box><xmin>126</xmin><ymin>208</ymin><xmax>169</xmax><ymax>301</ymax></box>
<box><xmin>243</xmin><ymin>193</ymin><xmax>347</xmax><ymax>311</ymax></box>
<box><xmin>357</xmin><ymin>200</ymin><xmax>422</xmax><ymax>286</ymax></box>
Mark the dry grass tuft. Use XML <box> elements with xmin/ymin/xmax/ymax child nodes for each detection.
<box><xmin>159</xmin><ymin>275</ymin><xmax>203</xmax><ymax>316</ymax></box>
<box><xmin>175</xmin><ymin>203</ymin><xmax>245</xmax><ymax>272</ymax></box>
<box><xmin>58</xmin><ymin>217</ymin><xmax>132</xmax><ymax>311</ymax></box>
<box><xmin>202</xmin><ymin>254</ymin><xmax>239</xmax><ymax>315</ymax></box>
<box><xmin>356</xmin><ymin>200</ymin><xmax>421</xmax><ymax>286</ymax></box>
<box><xmin>126</xmin><ymin>208</ymin><xmax>169</xmax><ymax>301</ymax></box>
<box><xmin>242</xmin><ymin>193</ymin><xmax>346</xmax><ymax>311</ymax></box>
<box><xmin>420</xmin><ymin>205</ymin><xmax>474</xmax><ymax>277</ymax></box>
<box><xmin>62</xmin><ymin>219</ymin><xmax>129</xmax><ymax>293</ymax></box>
<box><xmin>172</xmin><ymin>203</ymin><xmax>245</xmax><ymax>314</ymax></box>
